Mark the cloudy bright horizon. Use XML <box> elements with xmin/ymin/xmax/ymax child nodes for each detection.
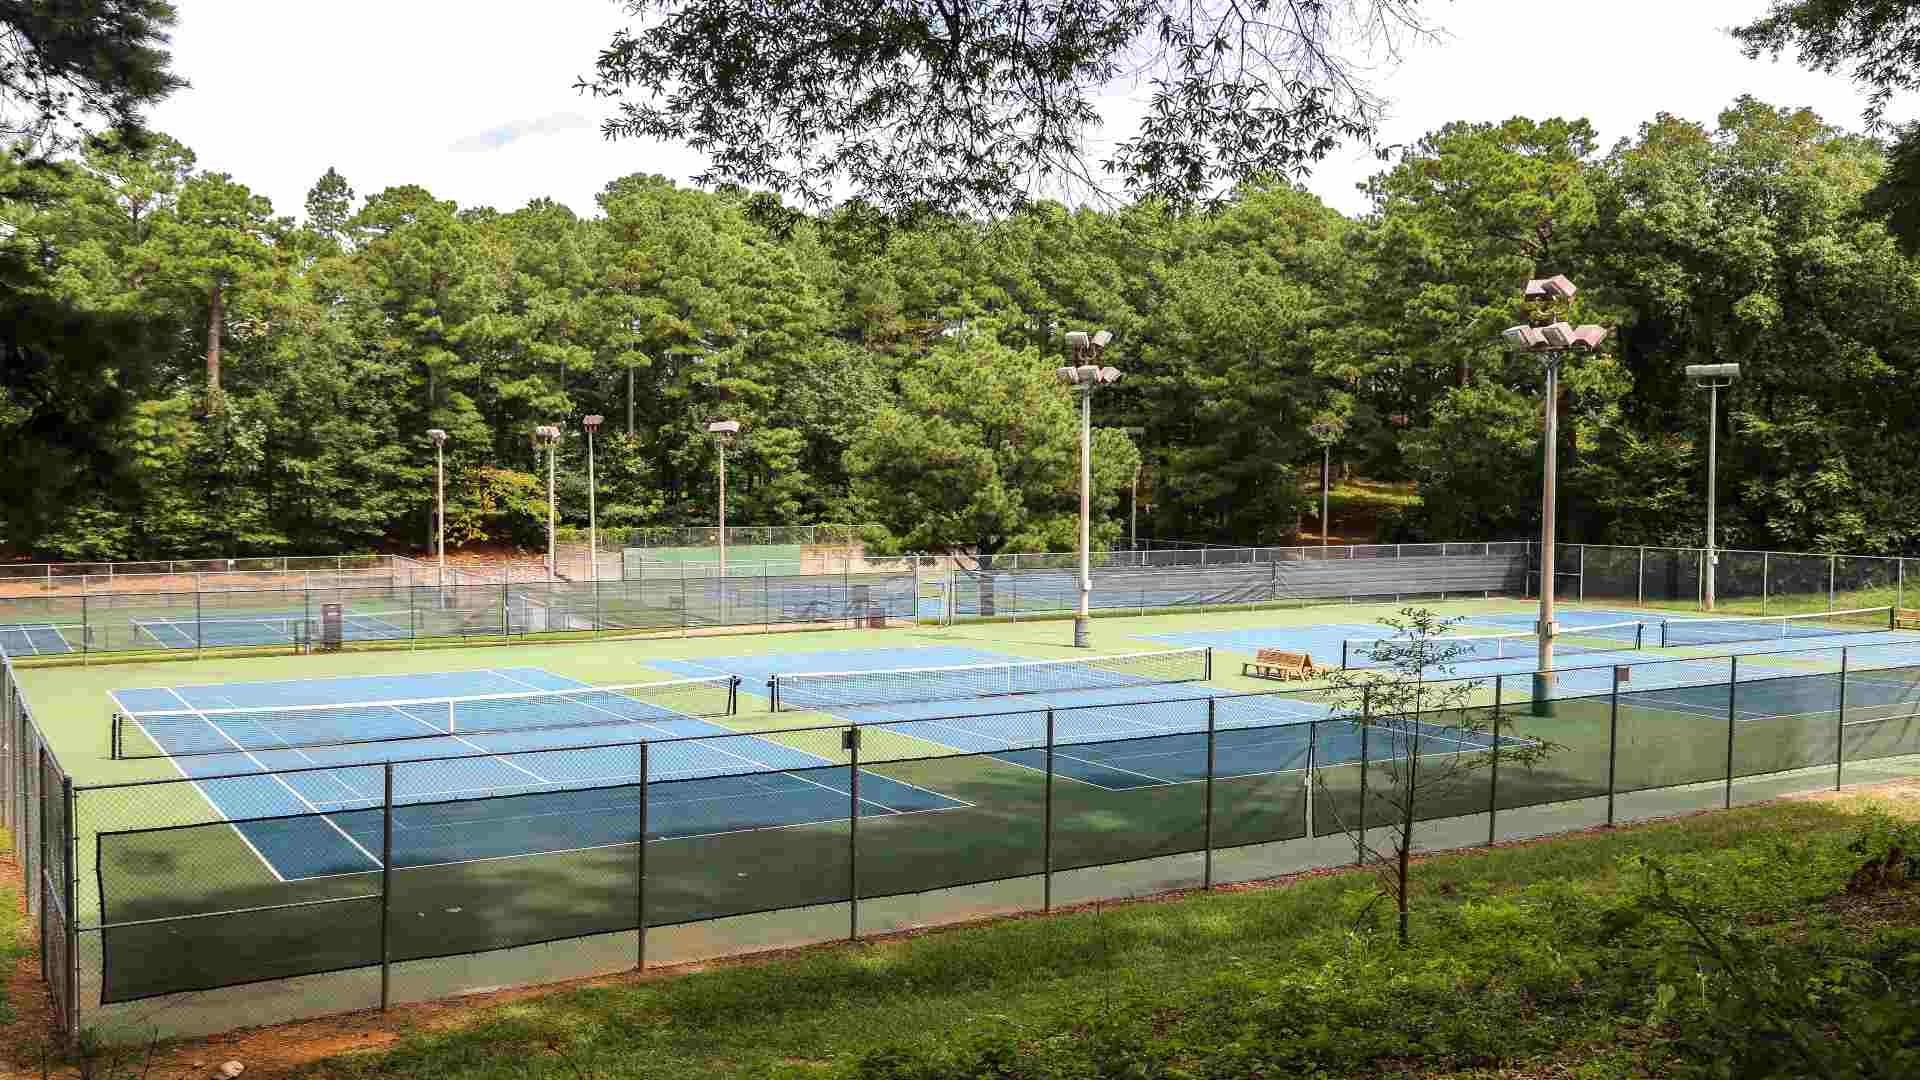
<box><xmin>148</xmin><ymin>1</ymin><xmax>1901</xmax><ymax>223</ymax></box>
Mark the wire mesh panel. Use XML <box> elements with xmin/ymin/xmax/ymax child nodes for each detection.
<box><xmin>1048</xmin><ymin>726</ymin><xmax>1208</xmax><ymax>896</ymax></box>
<box><xmin>1343</xmin><ymin>621</ymin><xmax>1642</xmax><ymax>669</ymax></box>
<box><xmin>853</xmin><ymin>744</ymin><xmax>1046</xmax><ymax>905</ymax></box>
<box><xmin>1832</xmin><ymin>557</ymin><xmax>1898</xmax><ymax>612</ymax></box>
<box><xmin>1641</xmin><ymin>548</ymin><xmax>1702</xmax><ymax>607</ymax></box>
<box><xmin>1208</xmin><ymin>720</ymin><xmax>1310</xmax><ymax>850</ymax></box>
<box><xmin>1489</xmin><ymin>679</ymin><xmax>1614</xmax><ymax>818</ymax></box>
<box><xmin>1730</xmin><ymin>672</ymin><xmax>1843</xmax><ymax>780</ymax></box>
<box><xmin>40</xmin><ymin>752</ymin><xmax>71</xmax><ymax>1034</ymax></box>
<box><xmin>1838</xmin><ymin>664</ymin><xmax>1920</xmax><ymax>767</ymax></box>
<box><xmin>1580</xmin><ymin>546</ymin><xmax>1641</xmax><ymax>604</ymax></box>
<box><xmin>1764</xmin><ymin>553</ymin><xmax>1831</xmax><ymax>611</ymax></box>
<box><xmin>1716</xmin><ymin>550</ymin><xmax>1768</xmax><ymax>610</ymax></box>
<box><xmin>1612</xmin><ymin>658</ymin><xmax>1735</xmax><ymax>794</ymax></box>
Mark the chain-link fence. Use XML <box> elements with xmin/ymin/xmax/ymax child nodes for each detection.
<box><xmin>1533</xmin><ymin>545</ymin><xmax>1914</xmax><ymax>614</ymax></box>
<box><xmin>10</xmin><ymin>637</ymin><xmax>1910</xmax><ymax>1041</ymax></box>
<box><xmin>948</xmin><ymin>543</ymin><xmax>1530</xmax><ymax>620</ymax></box>
<box><xmin>2</xmin><ymin>655</ymin><xmax>76</xmax><ymax>1041</ymax></box>
<box><xmin>0</xmin><ymin>572</ymin><xmax>920</xmax><ymax>659</ymax></box>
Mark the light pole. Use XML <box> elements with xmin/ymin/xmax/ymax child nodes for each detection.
<box><xmin>1503</xmin><ymin>276</ymin><xmax>1607</xmax><ymax>715</ymax></box>
<box><xmin>1307</xmin><ymin>416</ymin><xmax>1344</xmax><ymax>549</ymax></box>
<box><xmin>532</xmin><ymin>425</ymin><xmax>562</xmax><ymax>580</ymax></box>
<box><xmin>1056</xmin><ymin>330</ymin><xmax>1120</xmax><ymax>649</ymax></box>
<box><xmin>707</xmin><ymin>420</ymin><xmax>740</xmax><ymax>576</ymax></box>
<box><xmin>426</xmin><ymin>429</ymin><xmax>448</xmax><ymax>586</ymax></box>
<box><xmin>582</xmin><ymin>415</ymin><xmax>604</xmax><ymax>583</ymax></box>
<box><xmin>1684</xmin><ymin>365</ymin><xmax>1738</xmax><ymax>611</ymax></box>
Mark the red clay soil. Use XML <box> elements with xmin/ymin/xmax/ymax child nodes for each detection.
<box><xmin>5</xmin><ymin>777</ymin><xmax>1916</xmax><ymax>1080</ymax></box>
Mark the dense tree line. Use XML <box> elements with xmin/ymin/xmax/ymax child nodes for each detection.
<box><xmin>4</xmin><ymin>95</ymin><xmax>1919</xmax><ymax>561</ymax></box>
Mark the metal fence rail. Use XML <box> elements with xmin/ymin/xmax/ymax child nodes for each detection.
<box><xmin>1539</xmin><ymin>544</ymin><xmax>1913</xmax><ymax>614</ymax></box>
<box><xmin>0</xmin><ymin>573</ymin><xmax>920</xmax><ymax>659</ymax></box>
<box><xmin>7</xmin><ymin>637</ymin><xmax>1913</xmax><ymax>1041</ymax></box>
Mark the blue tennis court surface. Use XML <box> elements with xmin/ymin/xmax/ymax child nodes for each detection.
<box><xmin>110</xmin><ymin>666</ymin><xmax>963</xmax><ymax>881</ymax></box>
<box><xmin>659</xmin><ymin>646</ymin><xmax>1346</xmax><ymax>789</ymax></box>
<box><xmin>1617</xmin><ymin>666</ymin><xmax>1920</xmax><ymax>722</ymax></box>
<box><xmin>0</xmin><ymin>622</ymin><xmax>83</xmax><ymax>655</ymax></box>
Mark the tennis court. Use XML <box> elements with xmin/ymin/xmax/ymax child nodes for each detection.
<box><xmin>107</xmin><ymin>666</ymin><xmax>963</xmax><ymax>880</ymax></box>
<box><xmin>652</xmin><ymin>645</ymin><xmax>1515</xmax><ymax>791</ymax></box>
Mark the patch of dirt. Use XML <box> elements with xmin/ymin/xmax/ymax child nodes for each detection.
<box><xmin>11</xmin><ymin>777</ymin><xmax>1920</xmax><ymax>1079</ymax></box>
<box><xmin>0</xmin><ymin>848</ymin><xmax>57</xmax><ymax>1077</ymax></box>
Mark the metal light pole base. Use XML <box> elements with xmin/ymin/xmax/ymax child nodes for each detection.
<box><xmin>1073</xmin><ymin>617</ymin><xmax>1091</xmax><ymax>648</ymax></box>
<box><xmin>1530</xmin><ymin>671</ymin><xmax>1556</xmax><ymax>717</ymax></box>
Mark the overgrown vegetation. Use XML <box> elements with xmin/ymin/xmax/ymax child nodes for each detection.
<box><xmin>285</xmin><ymin>794</ymin><xmax>1920</xmax><ymax>1080</ymax></box>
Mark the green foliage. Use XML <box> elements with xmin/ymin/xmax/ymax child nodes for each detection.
<box><xmin>845</xmin><ymin>335</ymin><xmax>1138</xmax><ymax>555</ymax></box>
<box><xmin>10</xmin><ymin>88</ymin><xmax>1920</xmax><ymax>559</ymax></box>
<box><xmin>582</xmin><ymin>1</ymin><xmax>1435</xmax><ymax>218</ymax></box>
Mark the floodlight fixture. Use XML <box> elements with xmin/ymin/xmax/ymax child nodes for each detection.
<box><xmin>582</xmin><ymin>414</ymin><xmax>604</xmax><ymax>433</ymax></box>
<box><xmin>1525</xmin><ymin>274</ymin><xmax>1577</xmax><ymax>300</ymax></box>
<box><xmin>706</xmin><ymin>419</ymin><xmax>741</xmax><ymax>437</ymax></box>
<box><xmin>1062</xmin><ymin>329</ymin><xmax>1121</xmax><ymax>648</ymax></box>
<box><xmin>1569</xmin><ymin>325</ymin><xmax>1607</xmax><ymax>350</ymax></box>
<box><xmin>1685</xmin><ymin>363</ymin><xmax>1740</xmax><ymax>385</ymax></box>
<box><xmin>1503</xmin><ymin>325</ymin><xmax>1544</xmax><ymax>350</ymax></box>
<box><xmin>426</xmin><ymin>428</ymin><xmax>447</xmax><ymax>446</ymax></box>
<box><xmin>1540</xmin><ymin>322</ymin><xmax>1576</xmax><ymax>349</ymax></box>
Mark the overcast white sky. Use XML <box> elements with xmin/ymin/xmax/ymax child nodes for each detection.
<box><xmin>147</xmin><ymin>1</ymin><xmax>1900</xmax><ymax>223</ymax></box>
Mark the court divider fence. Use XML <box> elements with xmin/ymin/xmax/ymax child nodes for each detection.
<box><xmin>0</xmin><ymin>571</ymin><xmax>921</xmax><ymax>659</ymax></box>
<box><xmin>10</xmin><ymin>640</ymin><xmax>1919</xmax><ymax>1042</ymax></box>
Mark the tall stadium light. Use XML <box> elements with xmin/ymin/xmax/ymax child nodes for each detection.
<box><xmin>707</xmin><ymin>420</ymin><xmax>740</xmax><ymax>577</ymax></box>
<box><xmin>1505</xmin><ymin>276</ymin><xmax>1607</xmax><ymax>715</ymax></box>
<box><xmin>582</xmin><ymin>415</ymin><xmax>604</xmax><ymax>583</ymax></box>
<box><xmin>1057</xmin><ymin>329</ymin><xmax>1120</xmax><ymax>648</ymax></box>
<box><xmin>532</xmin><ymin>425</ymin><xmax>562</xmax><ymax>581</ymax></box>
<box><xmin>1685</xmin><ymin>364</ymin><xmax>1740</xmax><ymax>611</ymax></box>
<box><xmin>1307</xmin><ymin>416</ymin><xmax>1345</xmax><ymax>549</ymax></box>
<box><xmin>426</xmin><ymin>429</ymin><xmax>448</xmax><ymax>587</ymax></box>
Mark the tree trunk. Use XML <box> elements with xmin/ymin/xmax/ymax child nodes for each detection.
<box><xmin>1398</xmin><ymin>732</ymin><xmax>1419</xmax><ymax>947</ymax></box>
<box><xmin>205</xmin><ymin>278</ymin><xmax>224</xmax><ymax>411</ymax></box>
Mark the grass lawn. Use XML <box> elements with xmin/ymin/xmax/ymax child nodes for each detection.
<box><xmin>179</xmin><ymin>786</ymin><xmax>1915</xmax><ymax>1080</ymax></box>
<box><xmin>0</xmin><ymin>829</ymin><xmax>22</xmax><ymax>1029</ymax></box>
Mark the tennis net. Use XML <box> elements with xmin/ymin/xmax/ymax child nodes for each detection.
<box><xmin>769</xmin><ymin>646</ymin><xmax>1213</xmax><ymax>711</ymax></box>
<box><xmin>129</xmin><ymin>611</ymin><xmax>414</xmax><ymax>646</ymax></box>
<box><xmin>1342</xmin><ymin>620</ymin><xmax>1645</xmax><ymax>669</ymax></box>
<box><xmin>1659</xmin><ymin>606</ymin><xmax>1894</xmax><ymax>648</ymax></box>
<box><xmin>111</xmin><ymin>674</ymin><xmax>739</xmax><ymax>759</ymax></box>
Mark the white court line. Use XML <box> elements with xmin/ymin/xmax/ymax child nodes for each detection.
<box><xmin>111</xmin><ymin>690</ymin><xmax>289</xmax><ymax>885</ymax></box>
<box><xmin>162</xmin><ymin>687</ymin><xmax>383</xmax><ymax>870</ymax></box>
<box><xmin>484</xmin><ymin>667</ymin><xmax>874</xmax><ymax>808</ymax></box>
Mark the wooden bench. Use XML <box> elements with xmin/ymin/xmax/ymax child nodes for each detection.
<box><xmin>1242</xmin><ymin>649</ymin><xmax>1317</xmax><ymax>681</ymax></box>
<box><xmin>1897</xmin><ymin>609</ymin><xmax>1920</xmax><ymax>631</ymax></box>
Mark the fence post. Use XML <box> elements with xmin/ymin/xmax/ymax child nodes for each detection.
<box><xmin>1577</xmin><ymin>545</ymin><xmax>1586</xmax><ymax>604</ymax></box>
<box><xmin>79</xmin><ymin>594</ymin><xmax>87</xmax><ymax>660</ymax></box>
<box><xmin>194</xmin><ymin>590</ymin><xmax>203</xmax><ymax>658</ymax></box>
<box><xmin>1762</xmin><ymin>551</ymin><xmax>1770</xmax><ymax>614</ymax></box>
<box><xmin>1356</xmin><ymin>718</ymin><xmax>1369</xmax><ymax>867</ymax></box>
<box><xmin>638</xmin><ymin>741</ymin><xmax>649</xmax><ymax>969</ymax></box>
<box><xmin>379</xmin><ymin>763</ymin><xmax>394</xmax><ymax>1010</ymax></box>
<box><xmin>1828</xmin><ymin>556</ymin><xmax>1836</xmax><ymax>612</ymax></box>
<box><xmin>63</xmin><ymin>775</ymin><xmax>77</xmax><ymax>1042</ymax></box>
<box><xmin>1637</xmin><ymin>546</ymin><xmax>1646</xmax><ymax>606</ymax></box>
<box><xmin>1486</xmin><ymin>677</ymin><xmax>1502</xmax><ymax>846</ymax></box>
<box><xmin>1724</xmin><ymin>655</ymin><xmax>1739</xmax><ymax>809</ymax></box>
<box><xmin>1835</xmin><ymin>649</ymin><xmax>1848</xmax><ymax>792</ymax></box>
<box><xmin>1606</xmin><ymin>668</ymin><xmax>1621</xmax><ymax>826</ymax></box>
<box><xmin>1901</xmin><ymin>558</ymin><xmax>1907</xmax><ymax>614</ymax></box>
<box><xmin>1043</xmin><ymin>708</ymin><xmax>1055</xmax><ymax>912</ymax></box>
<box><xmin>847</xmin><ymin>725</ymin><xmax>860</xmax><ymax>941</ymax></box>
<box><xmin>1203</xmin><ymin>699</ymin><xmax>1216</xmax><ymax>889</ymax></box>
